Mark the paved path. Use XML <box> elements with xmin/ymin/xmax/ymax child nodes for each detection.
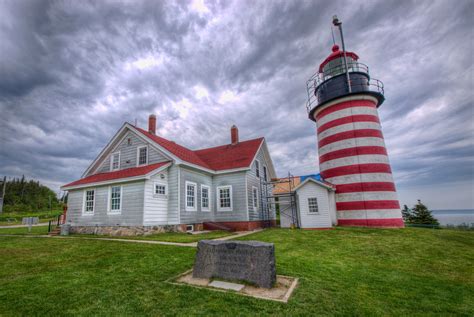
<box><xmin>0</xmin><ymin>229</ymin><xmax>263</xmax><ymax>247</ymax></box>
<box><xmin>0</xmin><ymin>223</ymin><xmax>49</xmax><ymax>229</ymax></box>
<box><xmin>214</xmin><ymin>229</ymin><xmax>263</xmax><ymax>241</ymax></box>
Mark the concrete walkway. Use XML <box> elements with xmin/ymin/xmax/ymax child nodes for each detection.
<box><xmin>0</xmin><ymin>229</ymin><xmax>264</xmax><ymax>248</ymax></box>
<box><xmin>0</xmin><ymin>223</ymin><xmax>49</xmax><ymax>229</ymax></box>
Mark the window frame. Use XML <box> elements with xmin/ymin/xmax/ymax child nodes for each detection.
<box><xmin>255</xmin><ymin>160</ymin><xmax>260</xmax><ymax>178</ymax></box>
<box><xmin>108</xmin><ymin>185</ymin><xmax>123</xmax><ymax>214</ymax></box>
<box><xmin>110</xmin><ymin>151</ymin><xmax>121</xmax><ymax>171</ymax></box>
<box><xmin>201</xmin><ymin>185</ymin><xmax>211</xmax><ymax>212</ymax></box>
<box><xmin>136</xmin><ymin>145</ymin><xmax>148</xmax><ymax>166</ymax></box>
<box><xmin>153</xmin><ymin>181</ymin><xmax>167</xmax><ymax>198</ymax></box>
<box><xmin>263</xmin><ymin>165</ymin><xmax>268</xmax><ymax>181</ymax></box>
<box><xmin>185</xmin><ymin>181</ymin><xmax>197</xmax><ymax>212</ymax></box>
<box><xmin>82</xmin><ymin>188</ymin><xmax>96</xmax><ymax>215</ymax></box>
<box><xmin>217</xmin><ymin>185</ymin><xmax>233</xmax><ymax>212</ymax></box>
<box><xmin>307</xmin><ymin>197</ymin><xmax>319</xmax><ymax>214</ymax></box>
<box><xmin>252</xmin><ymin>186</ymin><xmax>258</xmax><ymax>212</ymax></box>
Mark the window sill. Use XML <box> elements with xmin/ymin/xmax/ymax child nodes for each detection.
<box><xmin>217</xmin><ymin>208</ymin><xmax>232</xmax><ymax>212</ymax></box>
<box><xmin>82</xmin><ymin>213</ymin><xmax>94</xmax><ymax>216</ymax></box>
<box><xmin>108</xmin><ymin>211</ymin><xmax>122</xmax><ymax>215</ymax></box>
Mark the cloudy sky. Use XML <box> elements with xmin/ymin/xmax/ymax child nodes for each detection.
<box><xmin>0</xmin><ymin>0</ymin><xmax>472</xmax><ymax>209</ymax></box>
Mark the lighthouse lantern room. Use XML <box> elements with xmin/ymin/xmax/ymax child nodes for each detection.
<box><xmin>306</xmin><ymin>16</ymin><xmax>404</xmax><ymax>227</ymax></box>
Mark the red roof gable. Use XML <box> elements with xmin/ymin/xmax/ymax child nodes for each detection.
<box><xmin>194</xmin><ymin>138</ymin><xmax>264</xmax><ymax>171</ymax></box>
<box><xmin>63</xmin><ymin>161</ymin><xmax>170</xmax><ymax>189</ymax></box>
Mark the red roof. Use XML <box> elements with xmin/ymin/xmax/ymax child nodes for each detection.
<box><xmin>135</xmin><ymin>127</ymin><xmax>212</xmax><ymax>169</ymax></box>
<box><xmin>64</xmin><ymin>126</ymin><xmax>266</xmax><ymax>189</ymax></box>
<box><xmin>63</xmin><ymin>161</ymin><xmax>170</xmax><ymax>188</ymax></box>
<box><xmin>135</xmin><ymin>127</ymin><xmax>264</xmax><ymax>171</ymax></box>
<box><xmin>319</xmin><ymin>44</ymin><xmax>359</xmax><ymax>73</ymax></box>
<box><xmin>194</xmin><ymin>138</ymin><xmax>264</xmax><ymax>170</ymax></box>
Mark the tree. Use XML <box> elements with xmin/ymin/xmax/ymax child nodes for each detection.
<box><xmin>401</xmin><ymin>204</ymin><xmax>413</xmax><ymax>223</ymax></box>
<box><xmin>411</xmin><ymin>200</ymin><xmax>439</xmax><ymax>225</ymax></box>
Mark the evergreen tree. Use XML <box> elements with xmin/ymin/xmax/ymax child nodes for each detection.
<box><xmin>1</xmin><ymin>176</ymin><xmax>61</xmax><ymax>213</ymax></box>
<box><xmin>411</xmin><ymin>200</ymin><xmax>439</xmax><ymax>225</ymax></box>
<box><xmin>401</xmin><ymin>204</ymin><xmax>413</xmax><ymax>223</ymax></box>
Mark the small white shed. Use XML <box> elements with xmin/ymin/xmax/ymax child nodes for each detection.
<box><xmin>280</xmin><ymin>178</ymin><xmax>337</xmax><ymax>229</ymax></box>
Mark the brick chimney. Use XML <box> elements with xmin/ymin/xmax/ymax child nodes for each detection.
<box><xmin>148</xmin><ymin>114</ymin><xmax>156</xmax><ymax>134</ymax></box>
<box><xmin>231</xmin><ymin>125</ymin><xmax>239</xmax><ymax>144</ymax></box>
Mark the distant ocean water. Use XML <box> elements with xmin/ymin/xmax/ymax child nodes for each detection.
<box><xmin>431</xmin><ymin>209</ymin><xmax>474</xmax><ymax>227</ymax></box>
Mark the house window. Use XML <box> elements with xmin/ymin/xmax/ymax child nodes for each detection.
<box><xmin>111</xmin><ymin>152</ymin><xmax>120</xmax><ymax>171</ymax></box>
<box><xmin>109</xmin><ymin>186</ymin><xmax>122</xmax><ymax>214</ymax></box>
<box><xmin>185</xmin><ymin>181</ymin><xmax>197</xmax><ymax>211</ymax></box>
<box><xmin>255</xmin><ymin>160</ymin><xmax>260</xmax><ymax>178</ymax></box>
<box><xmin>83</xmin><ymin>189</ymin><xmax>95</xmax><ymax>215</ymax></box>
<box><xmin>154</xmin><ymin>183</ymin><xmax>167</xmax><ymax>196</ymax></box>
<box><xmin>308</xmin><ymin>197</ymin><xmax>319</xmax><ymax>213</ymax></box>
<box><xmin>137</xmin><ymin>146</ymin><xmax>148</xmax><ymax>166</ymax></box>
<box><xmin>263</xmin><ymin>166</ymin><xmax>268</xmax><ymax>181</ymax></box>
<box><xmin>217</xmin><ymin>185</ymin><xmax>232</xmax><ymax>211</ymax></box>
<box><xmin>201</xmin><ymin>185</ymin><xmax>210</xmax><ymax>212</ymax></box>
<box><xmin>252</xmin><ymin>186</ymin><xmax>258</xmax><ymax>211</ymax></box>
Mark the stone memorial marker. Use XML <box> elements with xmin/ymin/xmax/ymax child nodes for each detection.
<box><xmin>193</xmin><ymin>240</ymin><xmax>276</xmax><ymax>289</ymax></box>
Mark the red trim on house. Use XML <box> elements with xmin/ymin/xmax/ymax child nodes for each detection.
<box><xmin>338</xmin><ymin>218</ymin><xmax>404</xmax><ymax>227</ymax></box>
<box><xmin>318</xmin><ymin>129</ymin><xmax>384</xmax><ymax>148</ymax></box>
<box><xmin>336</xmin><ymin>200</ymin><xmax>401</xmax><ymax>211</ymax></box>
<box><xmin>317</xmin><ymin>115</ymin><xmax>380</xmax><ymax>134</ymax></box>
<box><xmin>336</xmin><ymin>182</ymin><xmax>397</xmax><ymax>193</ymax></box>
<box><xmin>319</xmin><ymin>146</ymin><xmax>388</xmax><ymax>164</ymax></box>
<box><xmin>321</xmin><ymin>163</ymin><xmax>392</xmax><ymax>179</ymax></box>
<box><xmin>204</xmin><ymin>220</ymin><xmax>276</xmax><ymax>232</ymax></box>
<box><xmin>63</xmin><ymin>161</ymin><xmax>170</xmax><ymax>188</ymax></box>
<box><xmin>315</xmin><ymin>100</ymin><xmax>376</xmax><ymax>121</ymax></box>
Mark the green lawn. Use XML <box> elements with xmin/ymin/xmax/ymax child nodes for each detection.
<box><xmin>0</xmin><ymin>225</ymin><xmax>50</xmax><ymax>235</ymax></box>
<box><xmin>0</xmin><ymin>228</ymin><xmax>472</xmax><ymax>316</ymax></box>
<box><xmin>71</xmin><ymin>230</ymin><xmax>233</xmax><ymax>243</ymax></box>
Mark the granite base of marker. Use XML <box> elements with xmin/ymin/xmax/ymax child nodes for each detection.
<box><xmin>173</xmin><ymin>270</ymin><xmax>298</xmax><ymax>303</ymax></box>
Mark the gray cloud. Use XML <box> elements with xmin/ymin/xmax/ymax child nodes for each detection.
<box><xmin>0</xmin><ymin>0</ymin><xmax>473</xmax><ymax>209</ymax></box>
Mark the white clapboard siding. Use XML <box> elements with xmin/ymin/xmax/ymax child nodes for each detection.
<box><xmin>296</xmin><ymin>181</ymin><xmax>334</xmax><ymax>229</ymax></box>
<box><xmin>143</xmin><ymin>169</ymin><xmax>169</xmax><ymax>225</ymax></box>
<box><xmin>66</xmin><ymin>181</ymin><xmax>145</xmax><ymax>226</ymax></box>
<box><xmin>96</xmin><ymin>130</ymin><xmax>168</xmax><ymax>174</ymax></box>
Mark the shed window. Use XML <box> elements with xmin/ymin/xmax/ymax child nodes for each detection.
<box><xmin>84</xmin><ymin>189</ymin><xmax>95</xmax><ymax>214</ymax></box>
<box><xmin>308</xmin><ymin>197</ymin><xmax>319</xmax><ymax>213</ymax></box>
<box><xmin>186</xmin><ymin>181</ymin><xmax>197</xmax><ymax>211</ymax></box>
<box><xmin>109</xmin><ymin>186</ymin><xmax>122</xmax><ymax>213</ymax></box>
<box><xmin>111</xmin><ymin>152</ymin><xmax>120</xmax><ymax>171</ymax></box>
<box><xmin>137</xmin><ymin>146</ymin><xmax>148</xmax><ymax>166</ymax></box>
<box><xmin>252</xmin><ymin>187</ymin><xmax>258</xmax><ymax>211</ymax></box>
<box><xmin>255</xmin><ymin>160</ymin><xmax>260</xmax><ymax>178</ymax></box>
<box><xmin>201</xmin><ymin>185</ymin><xmax>210</xmax><ymax>211</ymax></box>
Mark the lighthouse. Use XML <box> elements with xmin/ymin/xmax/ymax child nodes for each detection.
<box><xmin>306</xmin><ymin>16</ymin><xmax>404</xmax><ymax>227</ymax></box>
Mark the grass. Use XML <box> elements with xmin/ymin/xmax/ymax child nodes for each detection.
<box><xmin>0</xmin><ymin>228</ymin><xmax>473</xmax><ymax>316</ymax></box>
<box><xmin>0</xmin><ymin>218</ymin><xmax>55</xmax><ymax>226</ymax></box>
<box><xmin>71</xmin><ymin>230</ymin><xmax>233</xmax><ymax>243</ymax></box>
<box><xmin>0</xmin><ymin>225</ymin><xmax>50</xmax><ymax>235</ymax></box>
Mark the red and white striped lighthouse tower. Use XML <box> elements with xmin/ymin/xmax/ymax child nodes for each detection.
<box><xmin>306</xmin><ymin>16</ymin><xmax>403</xmax><ymax>227</ymax></box>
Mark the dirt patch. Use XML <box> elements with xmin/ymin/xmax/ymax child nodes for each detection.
<box><xmin>171</xmin><ymin>270</ymin><xmax>298</xmax><ymax>303</ymax></box>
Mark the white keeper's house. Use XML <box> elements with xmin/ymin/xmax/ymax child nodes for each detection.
<box><xmin>61</xmin><ymin>115</ymin><xmax>277</xmax><ymax>235</ymax></box>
